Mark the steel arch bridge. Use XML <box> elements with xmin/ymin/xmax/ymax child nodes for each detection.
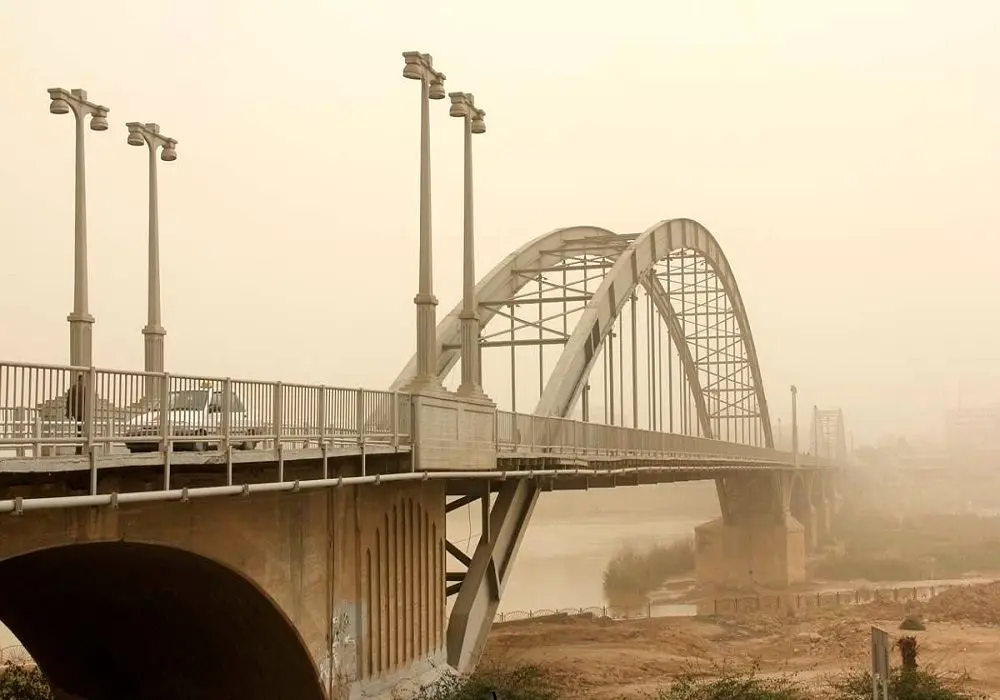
<box><xmin>390</xmin><ymin>217</ymin><xmax>789</xmax><ymax>670</ymax></box>
<box><xmin>392</xmin><ymin>217</ymin><xmax>772</xmax><ymax>447</ymax></box>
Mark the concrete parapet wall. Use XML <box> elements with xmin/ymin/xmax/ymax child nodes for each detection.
<box><xmin>412</xmin><ymin>393</ymin><xmax>497</xmax><ymax>471</ymax></box>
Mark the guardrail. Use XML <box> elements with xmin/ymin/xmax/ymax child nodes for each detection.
<box><xmin>0</xmin><ymin>361</ymin><xmax>412</xmax><ymax>458</ymax></box>
<box><xmin>495</xmin><ymin>410</ymin><xmax>817</xmax><ymax>464</ymax></box>
<box><xmin>494</xmin><ymin>582</ymin><xmax>978</xmax><ymax>624</ymax></box>
<box><xmin>1</xmin><ymin>359</ymin><xmax>831</xmax><ymax>472</ymax></box>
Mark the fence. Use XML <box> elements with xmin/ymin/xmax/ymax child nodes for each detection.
<box><xmin>494</xmin><ymin>410</ymin><xmax>835</xmax><ymax>467</ymax></box>
<box><xmin>494</xmin><ymin>582</ymin><xmax>975</xmax><ymax>624</ymax></box>
<box><xmin>0</xmin><ymin>359</ymin><xmax>840</xmax><ymax>470</ymax></box>
<box><xmin>0</xmin><ymin>361</ymin><xmax>412</xmax><ymax>458</ymax></box>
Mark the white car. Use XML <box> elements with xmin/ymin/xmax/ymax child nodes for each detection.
<box><xmin>125</xmin><ymin>386</ymin><xmax>262</xmax><ymax>453</ymax></box>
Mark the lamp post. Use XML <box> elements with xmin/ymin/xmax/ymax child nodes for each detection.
<box><xmin>448</xmin><ymin>92</ymin><xmax>487</xmax><ymax>398</ymax></box>
<box><xmin>402</xmin><ymin>51</ymin><xmax>447</xmax><ymax>393</ymax></box>
<box><xmin>126</xmin><ymin>122</ymin><xmax>177</xmax><ymax>380</ymax></box>
<box><xmin>791</xmin><ymin>385</ymin><xmax>799</xmax><ymax>467</ymax></box>
<box><xmin>47</xmin><ymin>88</ymin><xmax>109</xmax><ymax>369</ymax></box>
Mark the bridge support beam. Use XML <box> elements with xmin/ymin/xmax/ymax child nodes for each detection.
<box><xmin>812</xmin><ymin>472</ymin><xmax>836</xmax><ymax>544</ymax></box>
<box><xmin>695</xmin><ymin>473</ymin><xmax>806</xmax><ymax>588</ymax></box>
<box><xmin>446</xmin><ymin>479</ymin><xmax>539</xmax><ymax>672</ymax></box>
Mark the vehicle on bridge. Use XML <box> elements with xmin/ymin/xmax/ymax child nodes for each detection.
<box><xmin>124</xmin><ymin>385</ymin><xmax>263</xmax><ymax>452</ymax></box>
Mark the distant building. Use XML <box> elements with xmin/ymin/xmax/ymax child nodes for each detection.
<box><xmin>946</xmin><ymin>404</ymin><xmax>1000</xmax><ymax>455</ymax></box>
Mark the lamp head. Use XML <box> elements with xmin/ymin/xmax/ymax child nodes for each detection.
<box><xmin>89</xmin><ymin>110</ymin><xmax>109</xmax><ymax>131</ymax></box>
<box><xmin>448</xmin><ymin>92</ymin><xmax>469</xmax><ymax>118</ymax></box>
<box><xmin>48</xmin><ymin>99</ymin><xmax>70</xmax><ymax>115</ymax></box>
<box><xmin>402</xmin><ymin>51</ymin><xmax>424</xmax><ymax>80</ymax></box>
<box><xmin>429</xmin><ymin>74</ymin><xmax>446</xmax><ymax>100</ymax></box>
<box><xmin>160</xmin><ymin>139</ymin><xmax>178</xmax><ymax>162</ymax></box>
<box><xmin>126</xmin><ymin>123</ymin><xmax>145</xmax><ymax>147</ymax></box>
<box><xmin>471</xmin><ymin>111</ymin><xmax>486</xmax><ymax>134</ymax></box>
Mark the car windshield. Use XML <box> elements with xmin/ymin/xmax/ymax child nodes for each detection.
<box><xmin>168</xmin><ymin>390</ymin><xmax>209</xmax><ymax>411</ymax></box>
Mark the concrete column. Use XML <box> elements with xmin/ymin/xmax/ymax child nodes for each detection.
<box><xmin>694</xmin><ymin>516</ymin><xmax>806</xmax><ymax>588</ymax></box>
<box><xmin>813</xmin><ymin>494</ymin><xmax>832</xmax><ymax>544</ymax></box>
<box><xmin>695</xmin><ymin>474</ymin><xmax>807</xmax><ymax>588</ymax></box>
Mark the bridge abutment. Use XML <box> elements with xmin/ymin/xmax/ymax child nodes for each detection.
<box><xmin>694</xmin><ymin>515</ymin><xmax>806</xmax><ymax>588</ymax></box>
<box><xmin>695</xmin><ymin>474</ymin><xmax>806</xmax><ymax>588</ymax></box>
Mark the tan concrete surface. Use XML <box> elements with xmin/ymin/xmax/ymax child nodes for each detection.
<box><xmin>0</xmin><ymin>479</ymin><xmax>445</xmax><ymax>699</ymax></box>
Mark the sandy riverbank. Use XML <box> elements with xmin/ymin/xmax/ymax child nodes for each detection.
<box><xmin>483</xmin><ymin>581</ymin><xmax>1000</xmax><ymax>698</ymax></box>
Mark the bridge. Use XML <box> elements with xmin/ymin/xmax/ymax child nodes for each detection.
<box><xmin>0</xmin><ymin>218</ymin><xmax>847</xmax><ymax>700</ymax></box>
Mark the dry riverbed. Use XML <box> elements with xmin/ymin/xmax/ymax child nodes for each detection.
<box><xmin>483</xmin><ymin>581</ymin><xmax>1000</xmax><ymax>698</ymax></box>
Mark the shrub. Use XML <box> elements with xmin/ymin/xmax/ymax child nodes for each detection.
<box><xmin>899</xmin><ymin>614</ymin><xmax>926</xmax><ymax>631</ymax></box>
<box><xmin>414</xmin><ymin>663</ymin><xmax>558</xmax><ymax>700</ymax></box>
<box><xmin>603</xmin><ymin>539</ymin><xmax>695</xmax><ymax>607</ymax></box>
<box><xmin>652</xmin><ymin>660</ymin><xmax>807</xmax><ymax>700</ymax></box>
<box><xmin>828</xmin><ymin>667</ymin><xmax>989</xmax><ymax>700</ymax></box>
<box><xmin>0</xmin><ymin>661</ymin><xmax>53</xmax><ymax>700</ymax></box>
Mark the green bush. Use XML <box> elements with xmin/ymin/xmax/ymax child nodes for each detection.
<box><xmin>828</xmin><ymin>667</ymin><xmax>988</xmax><ymax>700</ymax></box>
<box><xmin>653</xmin><ymin>660</ymin><xmax>807</xmax><ymax>700</ymax></box>
<box><xmin>414</xmin><ymin>664</ymin><xmax>558</xmax><ymax>700</ymax></box>
<box><xmin>602</xmin><ymin>539</ymin><xmax>695</xmax><ymax>607</ymax></box>
<box><xmin>412</xmin><ymin>660</ymin><xmax>990</xmax><ymax>700</ymax></box>
<box><xmin>0</xmin><ymin>661</ymin><xmax>53</xmax><ymax>700</ymax></box>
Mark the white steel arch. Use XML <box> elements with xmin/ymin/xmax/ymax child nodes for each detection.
<box><xmin>537</xmin><ymin>218</ymin><xmax>773</xmax><ymax>447</ymax></box>
<box><xmin>389</xmin><ymin>225</ymin><xmax>622</xmax><ymax>391</ymax></box>
<box><xmin>390</xmin><ymin>217</ymin><xmax>771</xmax><ymax>447</ymax></box>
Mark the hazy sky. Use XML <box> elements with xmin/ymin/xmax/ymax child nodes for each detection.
<box><xmin>1</xmin><ymin>0</ymin><xmax>998</xmax><ymax>443</ymax></box>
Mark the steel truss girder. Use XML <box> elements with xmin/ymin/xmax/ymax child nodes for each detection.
<box><xmin>445</xmin><ymin>479</ymin><xmax>539</xmax><ymax>672</ymax></box>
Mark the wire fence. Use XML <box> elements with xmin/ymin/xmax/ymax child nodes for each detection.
<box><xmin>494</xmin><ymin>581</ymin><xmax>979</xmax><ymax>624</ymax></box>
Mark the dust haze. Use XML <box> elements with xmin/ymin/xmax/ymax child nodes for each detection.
<box><xmin>2</xmin><ymin>0</ymin><xmax>1000</xmax><ymax>668</ymax></box>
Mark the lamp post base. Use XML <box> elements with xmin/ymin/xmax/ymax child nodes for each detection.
<box><xmin>67</xmin><ymin>311</ymin><xmax>95</xmax><ymax>368</ymax></box>
<box><xmin>403</xmin><ymin>375</ymin><xmax>448</xmax><ymax>397</ymax></box>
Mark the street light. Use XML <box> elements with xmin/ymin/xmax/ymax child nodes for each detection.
<box><xmin>448</xmin><ymin>92</ymin><xmax>488</xmax><ymax>398</ymax></box>
<box><xmin>126</xmin><ymin>122</ymin><xmax>178</xmax><ymax>380</ymax></box>
<box><xmin>402</xmin><ymin>51</ymin><xmax>447</xmax><ymax>393</ymax></box>
<box><xmin>791</xmin><ymin>385</ymin><xmax>799</xmax><ymax>467</ymax></box>
<box><xmin>47</xmin><ymin>88</ymin><xmax>110</xmax><ymax>369</ymax></box>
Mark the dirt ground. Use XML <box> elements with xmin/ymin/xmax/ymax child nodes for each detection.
<box><xmin>483</xmin><ymin>582</ymin><xmax>1000</xmax><ymax>698</ymax></box>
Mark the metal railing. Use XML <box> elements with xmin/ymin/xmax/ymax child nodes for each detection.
<box><xmin>0</xmin><ymin>362</ymin><xmax>412</xmax><ymax>458</ymax></box>
<box><xmin>494</xmin><ymin>582</ymin><xmax>980</xmax><ymax>624</ymax></box>
<box><xmin>0</xmin><ymin>360</ymin><xmax>825</xmax><ymax>470</ymax></box>
<box><xmin>496</xmin><ymin>411</ymin><xmax>807</xmax><ymax>464</ymax></box>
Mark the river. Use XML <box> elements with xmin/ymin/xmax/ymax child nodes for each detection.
<box><xmin>445</xmin><ymin>480</ymin><xmax>721</xmax><ymax>614</ymax></box>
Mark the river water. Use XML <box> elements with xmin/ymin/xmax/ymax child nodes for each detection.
<box><xmin>446</xmin><ymin>481</ymin><xmax>721</xmax><ymax>614</ymax></box>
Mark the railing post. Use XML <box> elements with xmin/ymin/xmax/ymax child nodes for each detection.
<box><xmin>159</xmin><ymin>373</ymin><xmax>170</xmax><ymax>456</ymax></box>
<box><xmin>356</xmin><ymin>389</ymin><xmax>365</xmax><ymax>447</ymax></box>
<box><xmin>85</xmin><ymin>366</ymin><xmax>96</xmax><ymax>455</ymax></box>
<box><xmin>317</xmin><ymin>385</ymin><xmax>327</xmax><ymax>448</ymax></box>
<box><xmin>32</xmin><ymin>414</ymin><xmax>41</xmax><ymax>459</ymax></box>
<box><xmin>391</xmin><ymin>391</ymin><xmax>399</xmax><ymax>448</ymax></box>
<box><xmin>14</xmin><ymin>407</ymin><xmax>25</xmax><ymax>458</ymax></box>
<box><xmin>357</xmin><ymin>389</ymin><xmax>367</xmax><ymax>476</ymax></box>
<box><xmin>86</xmin><ymin>367</ymin><xmax>97</xmax><ymax>494</ymax></box>
<box><xmin>272</xmin><ymin>382</ymin><xmax>283</xmax><ymax>450</ymax></box>
<box><xmin>221</xmin><ymin>378</ymin><xmax>232</xmax><ymax>453</ymax></box>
